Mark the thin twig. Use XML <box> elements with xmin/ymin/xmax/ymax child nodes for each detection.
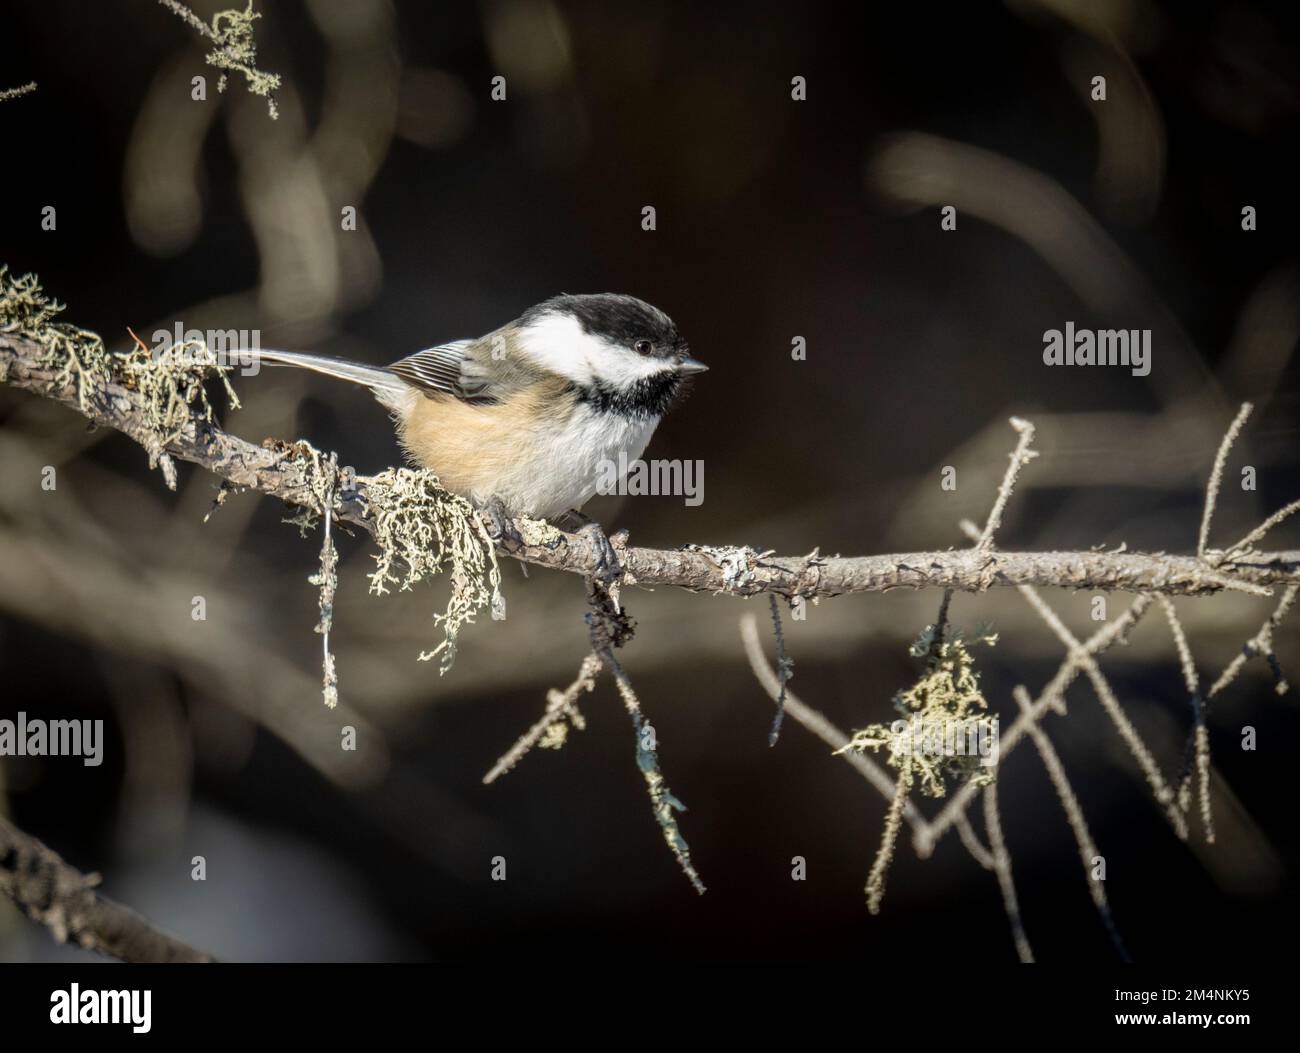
<box><xmin>954</xmin><ymin>814</ymin><xmax>995</xmax><ymax>870</ymax></box>
<box><xmin>1158</xmin><ymin>596</ymin><xmax>1214</xmax><ymax>842</ymax></box>
<box><xmin>311</xmin><ymin>450</ymin><xmax>340</xmax><ymax>709</ymax></box>
<box><xmin>1207</xmin><ymin>585</ymin><xmax>1297</xmax><ymax>699</ymax></box>
<box><xmin>928</xmin><ymin>589</ymin><xmax>954</xmax><ymax>658</ymax></box>
<box><xmin>975</xmin><ymin>416</ymin><xmax>1037</xmax><ymax>553</ymax></box>
<box><xmin>0</xmin><ymin>81</ymin><xmax>38</xmax><ymax>102</ymax></box>
<box><xmin>1224</xmin><ymin>499</ymin><xmax>1300</xmax><ymax>560</ymax></box>
<box><xmin>866</xmin><ymin>761</ymin><xmax>912</xmax><ymax>914</ymax></box>
<box><xmin>599</xmin><ymin>643</ymin><xmax>706</xmax><ymax>894</ymax></box>
<box><xmin>982</xmin><ymin>780</ymin><xmax>1034</xmax><ymax>963</ymax></box>
<box><xmin>956</xmin><ymin>521</ymin><xmax>1187</xmax><ymax>841</ymax></box>
<box><xmin>156</xmin><ymin>0</ymin><xmax>213</xmax><ymax>37</ymax></box>
<box><xmin>587</xmin><ymin>584</ymin><xmax>705</xmax><ymax>894</ymax></box>
<box><xmin>484</xmin><ymin>654</ymin><xmax>599</xmax><ymax>784</ymax></box>
<box><xmin>1158</xmin><ymin>596</ymin><xmax>1200</xmax><ymax>699</ymax></box>
<box><xmin>1199</xmin><ymin>402</ymin><xmax>1252</xmax><ymax>559</ymax></box>
<box><xmin>740</xmin><ymin>614</ymin><xmax>929</xmax><ymax>832</ymax></box>
<box><xmin>1012</xmin><ymin>686</ymin><xmax>1129</xmax><ymax>960</ymax></box>
<box><xmin>767</xmin><ymin>594</ymin><xmax>792</xmax><ymax>745</ymax></box>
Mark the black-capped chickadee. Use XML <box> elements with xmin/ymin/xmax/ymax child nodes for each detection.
<box><xmin>255</xmin><ymin>293</ymin><xmax>707</xmax><ymax>575</ymax></box>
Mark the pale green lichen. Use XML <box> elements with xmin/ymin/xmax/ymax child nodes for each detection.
<box><xmin>157</xmin><ymin>0</ymin><xmax>282</xmax><ymax>119</ymax></box>
<box><xmin>364</xmin><ymin>467</ymin><xmax>504</xmax><ymax>674</ymax></box>
<box><xmin>614</xmin><ymin>665</ymin><xmax>705</xmax><ymax>895</ymax></box>
<box><xmin>281</xmin><ymin>454</ymin><xmax>506</xmax><ymax>679</ymax></box>
<box><xmin>841</xmin><ymin>626</ymin><xmax>999</xmax><ymax>798</ymax></box>
<box><xmin>538</xmin><ymin>721</ymin><xmax>570</xmax><ymax>750</ymax></box>
<box><xmin>304</xmin><ymin>451</ymin><xmax>341</xmax><ymax>709</ymax></box>
<box><xmin>3</xmin><ymin>267</ymin><xmax>500</xmax><ymax>691</ymax></box>
<box><xmin>635</xmin><ymin>726</ymin><xmax>705</xmax><ymax>894</ymax></box>
<box><xmin>0</xmin><ymin>267</ymin><xmax>238</xmax><ymax>481</ymax></box>
<box><xmin>839</xmin><ymin>625</ymin><xmax>999</xmax><ymax>913</ymax></box>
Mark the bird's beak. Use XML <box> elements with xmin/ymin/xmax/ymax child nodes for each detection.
<box><xmin>676</xmin><ymin>356</ymin><xmax>709</xmax><ymax>376</ymax></box>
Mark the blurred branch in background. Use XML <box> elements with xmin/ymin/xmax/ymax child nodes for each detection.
<box><xmin>867</xmin><ymin>132</ymin><xmax>1214</xmax><ymax>408</ymax></box>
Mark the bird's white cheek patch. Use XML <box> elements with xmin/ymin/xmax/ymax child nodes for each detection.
<box><xmin>517</xmin><ymin>312</ymin><xmax>673</xmax><ymax>388</ymax></box>
<box><xmin>516</xmin><ymin>313</ymin><xmax>600</xmax><ymax>384</ymax></box>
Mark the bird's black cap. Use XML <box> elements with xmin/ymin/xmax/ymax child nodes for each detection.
<box><xmin>523</xmin><ymin>293</ymin><xmax>687</xmax><ymax>361</ymax></box>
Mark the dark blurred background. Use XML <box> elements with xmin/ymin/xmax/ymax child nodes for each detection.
<box><xmin>2</xmin><ymin>0</ymin><xmax>1298</xmax><ymax>962</ymax></box>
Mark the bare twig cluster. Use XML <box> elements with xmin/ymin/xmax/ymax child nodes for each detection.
<box><xmin>742</xmin><ymin>407</ymin><xmax>1298</xmax><ymax>960</ymax></box>
<box><xmin>486</xmin><ymin>582</ymin><xmax>706</xmax><ymax>893</ymax></box>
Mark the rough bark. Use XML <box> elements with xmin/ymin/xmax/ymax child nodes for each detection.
<box><xmin>0</xmin><ymin>816</ymin><xmax>214</xmax><ymax>963</ymax></box>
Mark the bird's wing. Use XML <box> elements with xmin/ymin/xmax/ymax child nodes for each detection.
<box><xmin>387</xmin><ymin>339</ymin><xmax>501</xmax><ymax>404</ymax></box>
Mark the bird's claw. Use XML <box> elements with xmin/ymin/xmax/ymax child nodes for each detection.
<box><xmin>580</xmin><ymin>521</ymin><xmax>625</xmax><ymax>586</ymax></box>
<box><xmin>483</xmin><ymin>497</ymin><xmax>525</xmax><ymax>551</ymax></box>
<box><xmin>338</xmin><ymin>465</ymin><xmax>369</xmax><ymax>515</ymax></box>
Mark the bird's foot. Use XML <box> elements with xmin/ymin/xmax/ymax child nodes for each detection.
<box><xmin>565</xmin><ymin>510</ymin><xmax>626</xmax><ymax>586</ymax></box>
<box><xmin>482</xmin><ymin>496</ymin><xmax>525</xmax><ymax>552</ymax></box>
<box><xmin>337</xmin><ymin>464</ymin><xmax>369</xmax><ymax>517</ymax></box>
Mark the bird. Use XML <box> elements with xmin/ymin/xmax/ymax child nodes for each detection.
<box><xmin>253</xmin><ymin>293</ymin><xmax>707</xmax><ymax>578</ymax></box>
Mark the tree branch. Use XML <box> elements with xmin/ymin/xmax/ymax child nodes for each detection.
<box><xmin>0</xmin><ymin>816</ymin><xmax>214</xmax><ymax>963</ymax></box>
<box><xmin>3</xmin><ymin>330</ymin><xmax>1297</xmax><ymax>598</ymax></box>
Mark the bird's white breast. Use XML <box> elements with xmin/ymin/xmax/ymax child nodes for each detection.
<box><xmin>511</xmin><ymin>405</ymin><xmax>661</xmax><ymax>519</ymax></box>
<box><xmin>396</xmin><ymin>384</ymin><xmax>663</xmax><ymax>520</ymax></box>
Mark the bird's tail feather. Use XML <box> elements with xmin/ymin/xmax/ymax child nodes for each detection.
<box><xmin>256</xmin><ymin>349</ymin><xmax>407</xmax><ymax>407</ymax></box>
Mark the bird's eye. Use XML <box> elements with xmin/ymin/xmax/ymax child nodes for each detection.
<box><xmin>633</xmin><ymin>339</ymin><xmax>654</xmax><ymax>356</ymax></box>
